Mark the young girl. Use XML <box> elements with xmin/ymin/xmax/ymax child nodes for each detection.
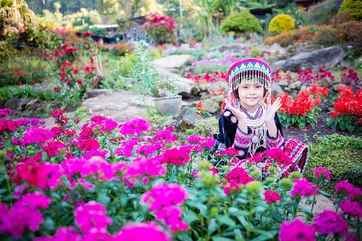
<box><xmin>214</xmin><ymin>58</ymin><xmax>308</xmax><ymax>175</ymax></box>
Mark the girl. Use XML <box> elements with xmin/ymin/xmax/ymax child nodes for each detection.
<box><xmin>213</xmin><ymin>58</ymin><xmax>308</xmax><ymax>175</ymax></box>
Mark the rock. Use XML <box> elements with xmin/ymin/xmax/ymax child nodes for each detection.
<box><xmin>289</xmin><ymin>81</ymin><xmax>302</xmax><ymax>90</ymax></box>
<box><xmin>273</xmin><ymin>46</ymin><xmax>345</xmax><ymax>71</ymax></box>
<box><xmin>271</xmin><ymin>82</ymin><xmax>284</xmax><ymax>95</ymax></box>
<box><xmin>175</xmin><ymin>106</ymin><xmax>202</xmax><ymax>130</ymax></box>
<box><xmin>85</xmin><ymin>89</ymin><xmax>113</xmax><ymax>99</ymax></box>
<box><xmin>156</xmin><ymin>67</ymin><xmax>194</xmax><ymax>94</ymax></box>
<box><xmin>299</xmin><ymin>194</ymin><xmax>335</xmax><ymax>216</ymax></box>
<box><xmin>152</xmin><ymin>54</ymin><xmax>193</xmax><ymax>69</ymax></box>
<box><xmin>5</xmin><ymin>98</ymin><xmax>33</xmax><ymax>111</ymax></box>
<box><xmin>202</xmin><ymin>97</ymin><xmax>221</xmax><ymax>114</ymax></box>
<box><xmin>82</xmin><ymin>90</ymin><xmax>153</xmax><ymax>122</ymax></box>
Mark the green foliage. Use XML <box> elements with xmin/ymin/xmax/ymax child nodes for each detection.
<box><xmin>279</xmin><ymin>107</ymin><xmax>320</xmax><ymax>129</ymax></box>
<box><xmin>327</xmin><ymin>115</ymin><xmax>362</xmax><ymax>133</ymax></box>
<box><xmin>145</xmin><ymin>25</ymin><xmax>175</xmax><ymax>45</ymax></box>
<box><xmin>306</xmin><ymin>134</ymin><xmax>362</xmax><ymax>187</ymax></box>
<box><xmin>339</xmin><ymin>0</ymin><xmax>362</xmax><ymax>20</ymax></box>
<box><xmin>221</xmin><ymin>10</ymin><xmax>263</xmax><ymax>34</ymax></box>
<box><xmin>268</xmin><ymin>14</ymin><xmax>295</xmax><ymax>34</ymax></box>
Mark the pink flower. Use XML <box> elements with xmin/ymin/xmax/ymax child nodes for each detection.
<box><xmin>340</xmin><ymin>199</ymin><xmax>362</xmax><ymax>218</ymax></box>
<box><xmin>335</xmin><ymin>180</ymin><xmax>362</xmax><ymax>199</ymax></box>
<box><xmin>80</xmin><ymin>156</ymin><xmax>114</xmax><ymax>181</ymax></box>
<box><xmin>120</xmin><ymin>118</ymin><xmax>151</xmax><ymax>135</ymax></box>
<box><xmin>74</xmin><ymin>138</ymin><xmax>100</xmax><ymax>152</ymax></box>
<box><xmin>115</xmin><ymin>223</ymin><xmax>170</xmax><ymax>241</ymax></box>
<box><xmin>313</xmin><ymin>166</ymin><xmax>332</xmax><ymax>180</ymax></box>
<box><xmin>136</xmin><ymin>143</ymin><xmax>162</xmax><ymax>156</ymax></box>
<box><xmin>141</xmin><ymin>183</ymin><xmax>188</xmax><ymax>211</ymax></box>
<box><xmin>126</xmin><ymin>156</ymin><xmax>166</xmax><ymax>180</ymax></box>
<box><xmin>22</xmin><ymin>127</ymin><xmax>54</xmax><ymax>145</ymax></box>
<box><xmin>91</xmin><ymin>115</ymin><xmax>118</xmax><ymax>133</ymax></box>
<box><xmin>0</xmin><ymin>192</ymin><xmax>51</xmax><ymax>238</ymax></box>
<box><xmin>264</xmin><ymin>190</ymin><xmax>281</xmax><ymax>204</ymax></box>
<box><xmin>153</xmin><ymin>127</ymin><xmax>177</xmax><ymax>143</ymax></box>
<box><xmin>35</xmin><ymin>227</ymin><xmax>81</xmax><ymax>241</ymax></box>
<box><xmin>279</xmin><ymin>218</ymin><xmax>316</xmax><ymax>241</ymax></box>
<box><xmin>42</xmin><ymin>140</ymin><xmax>65</xmax><ymax>157</ymax></box>
<box><xmin>265</xmin><ymin>148</ymin><xmax>291</xmax><ymax>166</ymax></box>
<box><xmin>74</xmin><ymin>201</ymin><xmax>112</xmax><ymax>234</ymax></box>
<box><xmin>154</xmin><ymin>206</ymin><xmax>189</xmax><ymax>232</ymax></box>
<box><xmin>313</xmin><ymin>210</ymin><xmax>348</xmax><ymax>236</ymax></box>
<box><xmin>115</xmin><ymin>138</ymin><xmax>139</xmax><ymax>157</ymax></box>
<box><xmin>290</xmin><ymin>178</ymin><xmax>318</xmax><ymax>198</ymax></box>
<box><xmin>161</xmin><ymin>145</ymin><xmax>192</xmax><ymax>166</ymax></box>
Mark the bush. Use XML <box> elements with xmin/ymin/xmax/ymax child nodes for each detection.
<box><xmin>336</xmin><ymin>20</ymin><xmax>362</xmax><ymax>56</ymax></box>
<box><xmin>264</xmin><ymin>26</ymin><xmax>315</xmax><ymax>47</ymax></box>
<box><xmin>339</xmin><ymin>0</ymin><xmax>362</xmax><ymax>20</ymax></box>
<box><xmin>306</xmin><ymin>134</ymin><xmax>362</xmax><ymax>188</ymax></box>
<box><xmin>313</xmin><ymin>25</ymin><xmax>340</xmax><ymax>46</ymax></box>
<box><xmin>144</xmin><ymin>14</ymin><xmax>176</xmax><ymax>45</ymax></box>
<box><xmin>221</xmin><ymin>10</ymin><xmax>262</xmax><ymax>34</ymax></box>
<box><xmin>268</xmin><ymin>14</ymin><xmax>296</xmax><ymax>34</ymax></box>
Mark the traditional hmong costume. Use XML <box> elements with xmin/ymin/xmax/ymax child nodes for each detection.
<box><xmin>213</xmin><ymin>58</ymin><xmax>308</xmax><ymax>176</ymax></box>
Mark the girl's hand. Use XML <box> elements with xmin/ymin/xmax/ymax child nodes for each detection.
<box><xmin>264</xmin><ymin>96</ymin><xmax>281</xmax><ymax>124</ymax></box>
<box><xmin>224</xmin><ymin>94</ymin><xmax>248</xmax><ymax>132</ymax></box>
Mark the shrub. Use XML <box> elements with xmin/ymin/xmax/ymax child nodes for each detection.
<box><xmin>264</xmin><ymin>26</ymin><xmax>315</xmax><ymax>47</ymax></box>
<box><xmin>306</xmin><ymin>134</ymin><xmax>362</xmax><ymax>188</ymax></box>
<box><xmin>221</xmin><ymin>10</ymin><xmax>262</xmax><ymax>34</ymax></box>
<box><xmin>336</xmin><ymin>20</ymin><xmax>362</xmax><ymax>56</ymax></box>
<box><xmin>313</xmin><ymin>25</ymin><xmax>340</xmax><ymax>46</ymax></box>
<box><xmin>268</xmin><ymin>14</ymin><xmax>296</xmax><ymax>34</ymax></box>
<box><xmin>144</xmin><ymin>14</ymin><xmax>176</xmax><ymax>44</ymax></box>
<box><xmin>339</xmin><ymin>0</ymin><xmax>362</xmax><ymax>20</ymax></box>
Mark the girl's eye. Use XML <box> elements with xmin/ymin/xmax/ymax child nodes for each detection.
<box><xmin>255</xmin><ymin>85</ymin><xmax>262</xmax><ymax>89</ymax></box>
<box><xmin>241</xmin><ymin>85</ymin><xmax>249</xmax><ymax>89</ymax></box>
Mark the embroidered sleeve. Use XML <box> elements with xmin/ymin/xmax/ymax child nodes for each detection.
<box><xmin>233</xmin><ymin>127</ymin><xmax>252</xmax><ymax>149</ymax></box>
<box><xmin>267</xmin><ymin>129</ymin><xmax>284</xmax><ymax>148</ymax></box>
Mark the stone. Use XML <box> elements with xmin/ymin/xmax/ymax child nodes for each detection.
<box><xmin>85</xmin><ymin>89</ymin><xmax>113</xmax><ymax>99</ymax></box>
<box><xmin>156</xmin><ymin>67</ymin><xmax>194</xmax><ymax>94</ymax></box>
<box><xmin>299</xmin><ymin>194</ymin><xmax>335</xmax><ymax>216</ymax></box>
<box><xmin>175</xmin><ymin>106</ymin><xmax>203</xmax><ymax>130</ymax></box>
<box><xmin>202</xmin><ymin>97</ymin><xmax>221</xmax><ymax>114</ymax></box>
<box><xmin>152</xmin><ymin>54</ymin><xmax>193</xmax><ymax>69</ymax></box>
<box><xmin>289</xmin><ymin>81</ymin><xmax>302</xmax><ymax>90</ymax></box>
<box><xmin>5</xmin><ymin>98</ymin><xmax>33</xmax><ymax>111</ymax></box>
<box><xmin>273</xmin><ymin>46</ymin><xmax>345</xmax><ymax>71</ymax></box>
<box><xmin>82</xmin><ymin>90</ymin><xmax>153</xmax><ymax>122</ymax></box>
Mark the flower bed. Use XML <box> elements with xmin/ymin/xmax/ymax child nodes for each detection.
<box><xmin>0</xmin><ymin>109</ymin><xmax>361</xmax><ymax>241</ymax></box>
<box><xmin>279</xmin><ymin>84</ymin><xmax>328</xmax><ymax>128</ymax></box>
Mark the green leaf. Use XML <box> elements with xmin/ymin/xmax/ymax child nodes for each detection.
<box><xmin>217</xmin><ymin>215</ymin><xmax>236</xmax><ymax>227</ymax></box>
<box><xmin>208</xmin><ymin>218</ymin><xmax>218</xmax><ymax>235</ymax></box>
<box><xmin>212</xmin><ymin>237</ymin><xmax>235</xmax><ymax>241</ymax></box>
<box><xmin>183</xmin><ymin>210</ymin><xmax>198</xmax><ymax>224</ymax></box>
<box><xmin>250</xmin><ymin>230</ymin><xmax>278</xmax><ymax>241</ymax></box>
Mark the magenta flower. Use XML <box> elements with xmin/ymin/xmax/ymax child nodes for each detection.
<box><xmin>74</xmin><ymin>201</ymin><xmax>112</xmax><ymax>234</ymax></box>
<box><xmin>42</xmin><ymin>140</ymin><xmax>65</xmax><ymax>157</ymax></box>
<box><xmin>142</xmin><ymin>183</ymin><xmax>188</xmax><ymax>210</ymax></box>
<box><xmin>161</xmin><ymin>145</ymin><xmax>192</xmax><ymax>166</ymax></box>
<box><xmin>136</xmin><ymin>143</ymin><xmax>163</xmax><ymax>156</ymax></box>
<box><xmin>335</xmin><ymin>180</ymin><xmax>362</xmax><ymax>199</ymax></box>
<box><xmin>154</xmin><ymin>206</ymin><xmax>189</xmax><ymax>232</ymax></box>
<box><xmin>91</xmin><ymin>115</ymin><xmax>118</xmax><ymax>133</ymax></box>
<box><xmin>74</xmin><ymin>138</ymin><xmax>100</xmax><ymax>152</ymax></box>
<box><xmin>290</xmin><ymin>178</ymin><xmax>318</xmax><ymax>198</ymax></box>
<box><xmin>115</xmin><ymin>223</ymin><xmax>170</xmax><ymax>241</ymax></box>
<box><xmin>80</xmin><ymin>155</ymin><xmax>115</xmax><ymax>181</ymax></box>
<box><xmin>35</xmin><ymin>227</ymin><xmax>81</xmax><ymax>241</ymax></box>
<box><xmin>22</xmin><ymin>127</ymin><xmax>54</xmax><ymax>145</ymax></box>
<box><xmin>264</xmin><ymin>190</ymin><xmax>281</xmax><ymax>204</ymax></box>
<box><xmin>0</xmin><ymin>192</ymin><xmax>51</xmax><ymax>238</ymax></box>
<box><xmin>153</xmin><ymin>127</ymin><xmax>177</xmax><ymax>143</ymax></box>
<box><xmin>126</xmin><ymin>156</ymin><xmax>166</xmax><ymax>180</ymax></box>
<box><xmin>340</xmin><ymin>199</ymin><xmax>362</xmax><ymax>218</ymax></box>
<box><xmin>313</xmin><ymin>166</ymin><xmax>332</xmax><ymax>180</ymax></box>
<box><xmin>279</xmin><ymin>218</ymin><xmax>316</xmax><ymax>241</ymax></box>
<box><xmin>265</xmin><ymin>147</ymin><xmax>291</xmax><ymax>166</ymax></box>
<box><xmin>115</xmin><ymin>138</ymin><xmax>139</xmax><ymax>157</ymax></box>
<box><xmin>120</xmin><ymin>118</ymin><xmax>151</xmax><ymax>135</ymax></box>
<box><xmin>313</xmin><ymin>210</ymin><xmax>348</xmax><ymax>236</ymax></box>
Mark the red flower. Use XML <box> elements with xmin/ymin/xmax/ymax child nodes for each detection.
<box><xmin>264</xmin><ymin>190</ymin><xmax>281</xmax><ymax>204</ymax></box>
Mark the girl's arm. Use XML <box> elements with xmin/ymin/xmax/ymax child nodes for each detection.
<box><xmin>266</xmin><ymin>114</ymin><xmax>284</xmax><ymax>149</ymax></box>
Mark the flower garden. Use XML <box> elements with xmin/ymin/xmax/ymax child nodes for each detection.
<box><xmin>1</xmin><ymin>0</ymin><xmax>362</xmax><ymax>241</ymax></box>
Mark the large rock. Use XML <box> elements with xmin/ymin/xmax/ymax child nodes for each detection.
<box><xmin>82</xmin><ymin>90</ymin><xmax>153</xmax><ymax>122</ymax></box>
<box><xmin>273</xmin><ymin>46</ymin><xmax>345</xmax><ymax>71</ymax></box>
<box><xmin>175</xmin><ymin>106</ymin><xmax>203</xmax><ymax>130</ymax></box>
<box><xmin>156</xmin><ymin>67</ymin><xmax>195</xmax><ymax>94</ymax></box>
<box><xmin>152</xmin><ymin>54</ymin><xmax>193</xmax><ymax>69</ymax></box>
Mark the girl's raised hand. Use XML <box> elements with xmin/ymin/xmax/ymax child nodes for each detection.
<box><xmin>224</xmin><ymin>93</ymin><xmax>247</xmax><ymax>129</ymax></box>
<box><xmin>264</xmin><ymin>96</ymin><xmax>281</xmax><ymax>124</ymax></box>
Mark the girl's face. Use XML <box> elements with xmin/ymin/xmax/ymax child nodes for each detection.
<box><xmin>237</xmin><ymin>82</ymin><xmax>264</xmax><ymax>108</ymax></box>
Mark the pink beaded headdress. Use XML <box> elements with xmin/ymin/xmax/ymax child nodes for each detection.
<box><xmin>227</xmin><ymin>58</ymin><xmax>272</xmax><ymax>94</ymax></box>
